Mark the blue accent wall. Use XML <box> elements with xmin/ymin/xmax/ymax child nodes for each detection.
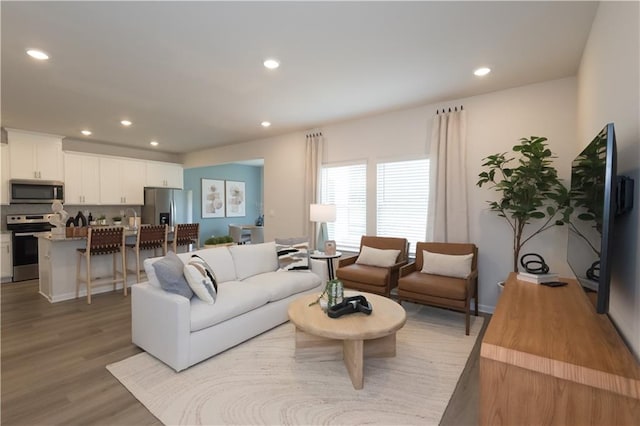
<box><xmin>183</xmin><ymin>164</ymin><xmax>263</xmax><ymax>242</ymax></box>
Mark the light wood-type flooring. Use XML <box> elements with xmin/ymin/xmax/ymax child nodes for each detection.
<box><xmin>1</xmin><ymin>280</ymin><xmax>489</xmax><ymax>425</ymax></box>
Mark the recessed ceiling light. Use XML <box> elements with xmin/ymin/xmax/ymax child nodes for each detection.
<box><xmin>261</xmin><ymin>121</ymin><xmax>271</xmax><ymax>128</ymax></box>
<box><xmin>26</xmin><ymin>49</ymin><xmax>49</xmax><ymax>60</ymax></box>
<box><xmin>474</xmin><ymin>67</ymin><xmax>491</xmax><ymax>77</ymax></box>
<box><xmin>263</xmin><ymin>59</ymin><xmax>280</xmax><ymax>70</ymax></box>
<box><xmin>120</xmin><ymin>120</ymin><xmax>132</xmax><ymax>126</ymax></box>
<box><xmin>150</xmin><ymin>141</ymin><xmax>159</xmax><ymax>146</ymax></box>
<box><xmin>81</xmin><ymin>130</ymin><xmax>92</xmax><ymax>136</ymax></box>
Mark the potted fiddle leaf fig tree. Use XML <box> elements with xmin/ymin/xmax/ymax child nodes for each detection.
<box><xmin>477</xmin><ymin>136</ymin><xmax>568</xmax><ymax>272</ymax></box>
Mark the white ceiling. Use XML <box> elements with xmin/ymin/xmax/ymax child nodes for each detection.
<box><xmin>1</xmin><ymin>1</ymin><xmax>598</xmax><ymax>154</ymax></box>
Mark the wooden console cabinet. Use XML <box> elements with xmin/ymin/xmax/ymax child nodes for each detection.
<box><xmin>480</xmin><ymin>273</ymin><xmax>640</xmax><ymax>425</ymax></box>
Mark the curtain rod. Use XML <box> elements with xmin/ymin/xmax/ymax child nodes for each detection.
<box><xmin>306</xmin><ymin>131</ymin><xmax>323</xmax><ymax>138</ymax></box>
<box><xmin>436</xmin><ymin>105</ymin><xmax>464</xmax><ymax>114</ymax></box>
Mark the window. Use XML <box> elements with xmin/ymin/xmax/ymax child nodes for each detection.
<box><xmin>320</xmin><ymin>164</ymin><xmax>366</xmax><ymax>252</ymax></box>
<box><xmin>377</xmin><ymin>159</ymin><xmax>429</xmax><ymax>255</ymax></box>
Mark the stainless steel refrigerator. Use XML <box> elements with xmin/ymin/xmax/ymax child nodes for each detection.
<box><xmin>142</xmin><ymin>188</ymin><xmax>188</xmax><ymax>227</ymax></box>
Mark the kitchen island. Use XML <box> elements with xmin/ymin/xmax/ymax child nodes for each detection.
<box><xmin>37</xmin><ymin>228</ymin><xmax>174</xmax><ymax>303</ymax></box>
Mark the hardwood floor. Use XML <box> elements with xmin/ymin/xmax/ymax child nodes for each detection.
<box><xmin>1</xmin><ymin>280</ymin><xmax>159</xmax><ymax>426</ymax></box>
<box><xmin>1</xmin><ymin>280</ymin><xmax>489</xmax><ymax>425</ymax></box>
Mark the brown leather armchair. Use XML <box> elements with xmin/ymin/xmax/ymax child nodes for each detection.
<box><xmin>397</xmin><ymin>242</ymin><xmax>478</xmax><ymax>335</ymax></box>
<box><xmin>336</xmin><ymin>236</ymin><xmax>409</xmax><ymax>298</ymax></box>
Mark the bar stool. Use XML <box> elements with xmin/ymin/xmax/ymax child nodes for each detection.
<box><xmin>170</xmin><ymin>223</ymin><xmax>200</xmax><ymax>253</ymax></box>
<box><xmin>76</xmin><ymin>227</ymin><xmax>126</xmax><ymax>304</ymax></box>
<box><xmin>125</xmin><ymin>224</ymin><xmax>168</xmax><ymax>283</ymax></box>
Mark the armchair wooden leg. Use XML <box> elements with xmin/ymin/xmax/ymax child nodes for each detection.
<box><xmin>465</xmin><ymin>310</ymin><xmax>470</xmax><ymax>336</ymax></box>
<box><xmin>474</xmin><ymin>279</ymin><xmax>479</xmax><ymax>316</ymax></box>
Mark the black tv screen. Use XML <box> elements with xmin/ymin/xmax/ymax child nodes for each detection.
<box><xmin>567</xmin><ymin>123</ymin><xmax>617</xmax><ymax>314</ymax></box>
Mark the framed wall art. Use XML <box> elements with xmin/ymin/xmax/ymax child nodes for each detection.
<box><xmin>201</xmin><ymin>178</ymin><xmax>225</xmax><ymax>218</ymax></box>
<box><xmin>225</xmin><ymin>180</ymin><xmax>246</xmax><ymax>217</ymax></box>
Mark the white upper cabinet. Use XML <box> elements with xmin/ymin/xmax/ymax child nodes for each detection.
<box><xmin>1</xmin><ymin>144</ymin><xmax>10</xmax><ymax>205</ymax></box>
<box><xmin>145</xmin><ymin>161</ymin><xmax>183</xmax><ymax>189</ymax></box>
<box><xmin>7</xmin><ymin>129</ymin><xmax>64</xmax><ymax>181</ymax></box>
<box><xmin>99</xmin><ymin>157</ymin><xmax>145</xmax><ymax>205</ymax></box>
<box><xmin>63</xmin><ymin>152</ymin><xmax>101</xmax><ymax>205</ymax></box>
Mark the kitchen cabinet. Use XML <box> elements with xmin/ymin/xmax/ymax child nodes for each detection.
<box><xmin>7</xmin><ymin>129</ymin><xmax>63</xmax><ymax>181</ymax></box>
<box><xmin>1</xmin><ymin>233</ymin><xmax>12</xmax><ymax>282</ymax></box>
<box><xmin>64</xmin><ymin>152</ymin><xmax>101</xmax><ymax>205</ymax></box>
<box><xmin>1</xmin><ymin>144</ymin><xmax>10</xmax><ymax>205</ymax></box>
<box><xmin>99</xmin><ymin>157</ymin><xmax>145</xmax><ymax>205</ymax></box>
<box><xmin>146</xmin><ymin>161</ymin><xmax>183</xmax><ymax>189</ymax></box>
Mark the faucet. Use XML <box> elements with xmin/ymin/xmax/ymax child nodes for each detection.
<box><xmin>125</xmin><ymin>208</ymin><xmax>138</xmax><ymax>230</ymax></box>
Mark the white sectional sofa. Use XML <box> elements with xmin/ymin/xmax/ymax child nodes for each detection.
<box><xmin>131</xmin><ymin>241</ymin><xmax>325</xmax><ymax>372</ymax></box>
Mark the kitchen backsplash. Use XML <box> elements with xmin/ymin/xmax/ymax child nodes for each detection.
<box><xmin>0</xmin><ymin>204</ymin><xmax>141</xmax><ymax>230</ymax></box>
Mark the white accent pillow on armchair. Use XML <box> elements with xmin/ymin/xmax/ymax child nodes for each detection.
<box><xmin>356</xmin><ymin>245</ymin><xmax>400</xmax><ymax>267</ymax></box>
<box><xmin>421</xmin><ymin>250</ymin><xmax>473</xmax><ymax>278</ymax></box>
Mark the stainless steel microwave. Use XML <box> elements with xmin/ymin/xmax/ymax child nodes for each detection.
<box><xmin>10</xmin><ymin>179</ymin><xmax>64</xmax><ymax>204</ymax></box>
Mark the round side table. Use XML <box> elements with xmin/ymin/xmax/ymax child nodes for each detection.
<box><xmin>309</xmin><ymin>251</ymin><xmax>342</xmax><ymax>280</ymax></box>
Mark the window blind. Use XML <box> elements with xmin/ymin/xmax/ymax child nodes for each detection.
<box><xmin>376</xmin><ymin>159</ymin><xmax>430</xmax><ymax>255</ymax></box>
<box><xmin>321</xmin><ymin>163</ymin><xmax>367</xmax><ymax>252</ymax></box>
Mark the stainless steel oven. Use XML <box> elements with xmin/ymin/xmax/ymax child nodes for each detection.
<box><xmin>6</xmin><ymin>214</ymin><xmax>53</xmax><ymax>281</ymax></box>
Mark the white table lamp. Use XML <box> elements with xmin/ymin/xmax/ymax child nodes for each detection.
<box><xmin>310</xmin><ymin>204</ymin><xmax>336</xmax><ymax>251</ymax></box>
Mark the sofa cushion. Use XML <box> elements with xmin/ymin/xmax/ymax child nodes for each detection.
<box><xmin>243</xmin><ymin>271</ymin><xmax>321</xmax><ymax>302</ymax></box>
<box><xmin>336</xmin><ymin>264</ymin><xmax>389</xmax><ymax>287</ymax></box>
<box><xmin>143</xmin><ymin>257</ymin><xmax>162</xmax><ymax>288</ymax></box>
<box><xmin>356</xmin><ymin>245</ymin><xmax>400</xmax><ymax>267</ymax></box>
<box><xmin>421</xmin><ymin>250</ymin><xmax>473</xmax><ymax>278</ymax></box>
<box><xmin>152</xmin><ymin>251</ymin><xmax>193</xmax><ymax>299</ymax></box>
<box><xmin>229</xmin><ymin>242</ymin><xmax>278</xmax><ymax>280</ymax></box>
<box><xmin>189</xmin><ymin>281</ymin><xmax>271</xmax><ymax>332</ymax></box>
<box><xmin>190</xmin><ymin>246</ymin><xmax>237</xmax><ymax>284</ymax></box>
<box><xmin>399</xmin><ymin>272</ymin><xmax>467</xmax><ymax>300</ymax></box>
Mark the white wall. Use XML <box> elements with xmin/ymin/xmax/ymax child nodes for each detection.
<box><xmin>577</xmin><ymin>1</ymin><xmax>640</xmax><ymax>357</ymax></box>
<box><xmin>184</xmin><ymin>77</ymin><xmax>578</xmax><ymax>313</ymax></box>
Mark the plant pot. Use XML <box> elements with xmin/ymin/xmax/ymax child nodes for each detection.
<box><xmin>113</xmin><ymin>221</ymin><xmax>122</xmax><ymax>226</ymax></box>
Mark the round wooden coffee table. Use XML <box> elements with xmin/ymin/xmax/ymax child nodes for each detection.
<box><xmin>287</xmin><ymin>291</ymin><xmax>406</xmax><ymax>389</ymax></box>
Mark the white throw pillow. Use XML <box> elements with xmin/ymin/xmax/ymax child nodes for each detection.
<box><xmin>421</xmin><ymin>250</ymin><xmax>473</xmax><ymax>278</ymax></box>
<box><xmin>184</xmin><ymin>261</ymin><xmax>217</xmax><ymax>304</ymax></box>
<box><xmin>143</xmin><ymin>257</ymin><xmax>162</xmax><ymax>288</ymax></box>
<box><xmin>356</xmin><ymin>245</ymin><xmax>401</xmax><ymax>267</ymax></box>
<box><xmin>276</xmin><ymin>240</ymin><xmax>310</xmax><ymax>271</ymax></box>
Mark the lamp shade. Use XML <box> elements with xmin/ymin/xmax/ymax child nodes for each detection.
<box><xmin>310</xmin><ymin>204</ymin><xmax>336</xmax><ymax>223</ymax></box>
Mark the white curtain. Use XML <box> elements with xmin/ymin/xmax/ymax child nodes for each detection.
<box><xmin>304</xmin><ymin>131</ymin><xmax>323</xmax><ymax>248</ymax></box>
<box><xmin>428</xmin><ymin>109</ymin><xmax>469</xmax><ymax>243</ymax></box>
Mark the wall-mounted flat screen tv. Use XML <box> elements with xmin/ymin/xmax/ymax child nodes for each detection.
<box><xmin>566</xmin><ymin>123</ymin><xmax>617</xmax><ymax>314</ymax></box>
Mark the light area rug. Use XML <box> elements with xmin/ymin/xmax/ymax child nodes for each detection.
<box><xmin>107</xmin><ymin>304</ymin><xmax>483</xmax><ymax>425</ymax></box>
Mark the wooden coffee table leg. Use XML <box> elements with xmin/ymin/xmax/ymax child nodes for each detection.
<box><xmin>343</xmin><ymin>339</ymin><xmax>364</xmax><ymax>389</ymax></box>
<box><xmin>294</xmin><ymin>327</ymin><xmax>342</xmax><ymax>361</ymax></box>
<box><xmin>364</xmin><ymin>332</ymin><xmax>396</xmax><ymax>358</ymax></box>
